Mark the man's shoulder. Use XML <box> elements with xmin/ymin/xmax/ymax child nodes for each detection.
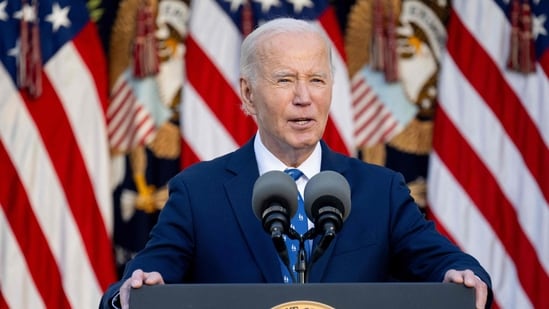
<box><xmin>326</xmin><ymin>148</ymin><xmax>398</xmax><ymax>178</ymax></box>
<box><xmin>171</xmin><ymin>144</ymin><xmax>255</xmax><ymax>183</ymax></box>
<box><xmin>174</xmin><ymin>152</ymin><xmax>234</xmax><ymax>179</ymax></box>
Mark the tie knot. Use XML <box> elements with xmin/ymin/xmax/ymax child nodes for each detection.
<box><xmin>284</xmin><ymin>168</ymin><xmax>303</xmax><ymax>181</ymax></box>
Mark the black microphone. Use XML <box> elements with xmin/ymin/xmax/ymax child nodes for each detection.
<box><xmin>304</xmin><ymin>170</ymin><xmax>351</xmax><ymax>263</ymax></box>
<box><xmin>252</xmin><ymin>170</ymin><xmax>298</xmax><ymax>271</ymax></box>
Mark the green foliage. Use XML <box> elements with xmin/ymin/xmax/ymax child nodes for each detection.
<box><xmin>87</xmin><ymin>0</ymin><xmax>104</xmax><ymax>23</ymax></box>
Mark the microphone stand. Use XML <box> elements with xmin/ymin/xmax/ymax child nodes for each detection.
<box><xmin>289</xmin><ymin>227</ymin><xmax>333</xmax><ymax>284</ymax></box>
<box><xmin>287</xmin><ymin>227</ymin><xmax>322</xmax><ymax>284</ymax></box>
<box><xmin>287</xmin><ymin>228</ymin><xmax>309</xmax><ymax>284</ymax></box>
<box><xmin>302</xmin><ymin>227</ymin><xmax>337</xmax><ymax>284</ymax></box>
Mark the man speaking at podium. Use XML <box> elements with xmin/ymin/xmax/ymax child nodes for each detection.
<box><xmin>100</xmin><ymin>17</ymin><xmax>491</xmax><ymax>309</ymax></box>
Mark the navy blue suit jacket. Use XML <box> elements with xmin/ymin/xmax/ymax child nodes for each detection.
<box><xmin>101</xmin><ymin>138</ymin><xmax>491</xmax><ymax>307</ymax></box>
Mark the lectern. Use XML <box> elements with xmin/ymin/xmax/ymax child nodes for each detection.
<box><xmin>130</xmin><ymin>282</ymin><xmax>475</xmax><ymax>308</ymax></box>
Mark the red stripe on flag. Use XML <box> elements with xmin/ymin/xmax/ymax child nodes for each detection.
<box><xmin>433</xmin><ymin>107</ymin><xmax>548</xmax><ymax>309</ymax></box>
<box><xmin>111</xmin><ymin>103</ymin><xmax>140</xmax><ymax>148</ymax></box>
<box><xmin>447</xmin><ymin>10</ymin><xmax>549</xmax><ymax>203</ymax></box>
<box><xmin>107</xmin><ymin>82</ymin><xmax>132</xmax><ymax>124</ymax></box>
<box><xmin>135</xmin><ymin>115</ymin><xmax>156</xmax><ymax>146</ymax></box>
<box><xmin>0</xmin><ymin>141</ymin><xmax>72</xmax><ymax>308</ymax></box>
<box><xmin>318</xmin><ymin>7</ymin><xmax>353</xmax><ymax>156</ymax></box>
<box><xmin>73</xmin><ymin>23</ymin><xmax>109</xmax><ymax>115</ymax></box>
<box><xmin>181</xmin><ymin>138</ymin><xmax>200</xmax><ymax>168</ymax></box>
<box><xmin>354</xmin><ymin>103</ymin><xmax>383</xmax><ymax>134</ymax></box>
<box><xmin>425</xmin><ymin>207</ymin><xmax>503</xmax><ymax>309</ymax></box>
<box><xmin>361</xmin><ymin>112</ymin><xmax>392</xmax><ymax>146</ymax></box>
<box><xmin>21</xmin><ymin>78</ymin><xmax>116</xmax><ymax>290</ymax></box>
<box><xmin>540</xmin><ymin>49</ymin><xmax>549</xmax><ymax>80</ymax></box>
<box><xmin>185</xmin><ymin>36</ymin><xmax>257</xmax><ymax>146</ymax></box>
<box><xmin>0</xmin><ymin>289</ymin><xmax>9</xmax><ymax>309</ymax></box>
<box><xmin>324</xmin><ymin>117</ymin><xmax>349</xmax><ymax>155</ymax></box>
<box><xmin>380</xmin><ymin>121</ymin><xmax>398</xmax><ymax>141</ymax></box>
<box><xmin>353</xmin><ymin>92</ymin><xmax>376</xmax><ymax>119</ymax></box>
<box><xmin>318</xmin><ymin>7</ymin><xmax>347</xmax><ymax>63</ymax></box>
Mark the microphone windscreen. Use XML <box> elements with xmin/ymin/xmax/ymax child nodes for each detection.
<box><xmin>304</xmin><ymin>170</ymin><xmax>351</xmax><ymax>222</ymax></box>
<box><xmin>252</xmin><ymin>170</ymin><xmax>299</xmax><ymax>220</ymax></box>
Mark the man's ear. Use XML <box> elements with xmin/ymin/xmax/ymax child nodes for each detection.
<box><xmin>240</xmin><ymin>77</ymin><xmax>256</xmax><ymax>115</ymax></box>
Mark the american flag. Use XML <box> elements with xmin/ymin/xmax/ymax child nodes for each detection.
<box><xmin>181</xmin><ymin>0</ymin><xmax>354</xmax><ymax>166</ymax></box>
<box><xmin>427</xmin><ymin>1</ymin><xmax>548</xmax><ymax>309</ymax></box>
<box><xmin>350</xmin><ymin>72</ymin><xmax>402</xmax><ymax>148</ymax></box>
<box><xmin>0</xmin><ymin>0</ymin><xmax>117</xmax><ymax>308</ymax></box>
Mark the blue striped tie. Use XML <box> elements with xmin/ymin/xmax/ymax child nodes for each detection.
<box><xmin>281</xmin><ymin>168</ymin><xmax>309</xmax><ymax>283</ymax></box>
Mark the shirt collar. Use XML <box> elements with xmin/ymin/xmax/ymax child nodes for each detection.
<box><xmin>254</xmin><ymin>132</ymin><xmax>321</xmax><ymax>181</ymax></box>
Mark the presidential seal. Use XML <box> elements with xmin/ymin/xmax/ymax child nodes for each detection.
<box><xmin>271</xmin><ymin>300</ymin><xmax>335</xmax><ymax>309</ymax></box>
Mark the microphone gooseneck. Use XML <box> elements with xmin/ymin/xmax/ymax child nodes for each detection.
<box><xmin>252</xmin><ymin>170</ymin><xmax>299</xmax><ymax>277</ymax></box>
<box><xmin>304</xmin><ymin>170</ymin><xmax>351</xmax><ymax>264</ymax></box>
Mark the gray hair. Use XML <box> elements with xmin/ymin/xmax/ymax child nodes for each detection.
<box><xmin>239</xmin><ymin>17</ymin><xmax>334</xmax><ymax>83</ymax></box>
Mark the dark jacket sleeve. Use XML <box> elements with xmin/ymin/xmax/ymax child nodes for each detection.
<box><xmin>99</xmin><ymin>281</ymin><xmax>123</xmax><ymax>309</ymax></box>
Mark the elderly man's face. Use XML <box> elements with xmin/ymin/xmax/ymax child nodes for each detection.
<box><xmin>241</xmin><ymin>31</ymin><xmax>333</xmax><ymax>162</ymax></box>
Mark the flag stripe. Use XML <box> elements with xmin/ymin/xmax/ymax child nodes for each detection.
<box><xmin>350</xmin><ymin>73</ymin><xmax>400</xmax><ymax>148</ymax></box>
<box><xmin>452</xmin><ymin>1</ymin><xmax>549</xmax><ymax>146</ymax></box>
<box><xmin>1</xmin><ymin>1</ymin><xmax>117</xmax><ymax>308</ymax></box>
<box><xmin>317</xmin><ymin>11</ymin><xmax>354</xmax><ymax>154</ymax></box>
<box><xmin>185</xmin><ymin>35</ymin><xmax>256</xmax><ymax>146</ymax></box>
<box><xmin>0</xmin><ymin>293</ymin><xmax>10</xmax><ymax>309</ymax></box>
<box><xmin>361</xmin><ymin>111</ymin><xmax>398</xmax><ymax>147</ymax></box>
<box><xmin>113</xmin><ymin>104</ymin><xmax>140</xmax><ymax>150</ymax></box>
<box><xmin>323</xmin><ymin>117</ymin><xmax>349</xmax><ymax>155</ymax></box>
<box><xmin>427</xmin><ymin>155</ymin><xmax>530</xmax><ymax>309</ymax></box>
<box><xmin>107</xmin><ymin>75</ymin><xmax>156</xmax><ymax>153</ymax></box>
<box><xmin>189</xmin><ymin>0</ymin><xmax>242</xmax><ymax>93</ymax></box>
<box><xmin>181</xmin><ymin>139</ymin><xmax>201</xmax><ymax>169</ymax></box>
<box><xmin>182</xmin><ymin>84</ymin><xmax>239</xmax><ymax>161</ymax></box>
<box><xmin>352</xmin><ymin>82</ymin><xmax>377</xmax><ymax>120</ymax></box>
<box><xmin>0</xmin><ymin>142</ymin><xmax>72</xmax><ymax>308</ymax></box>
<box><xmin>541</xmin><ymin>51</ymin><xmax>549</xmax><ymax>78</ymax></box>
<box><xmin>23</xmin><ymin>73</ymin><xmax>114</xmax><ymax>292</ymax></box>
<box><xmin>108</xmin><ymin>82</ymin><xmax>134</xmax><ymax>133</ymax></box>
<box><xmin>318</xmin><ymin>7</ymin><xmax>346</xmax><ymax>62</ymax></box>
<box><xmin>429</xmin><ymin>2</ymin><xmax>549</xmax><ymax>307</ymax></box>
<box><xmin>0</xmin><ymin>206</ymin><xmax>45</xmax><ymax>309</ymax></box>
<box><xmin>49</xmin><ymin>29</ymin><xmax>114</xmax><ymax>239</ymax></box>
<box><xmin>0</xmin><ymin>66</ymin><xmax>104</xmax><ymax>308</ymax></box>
<box><xmin>447</xmin><ymin>9</ymin><xmax>549</xmax><ymax>203</ymax></box>
<box><xmin>437</xmin><ymin>54</ymin><xmax>549</xmax><ymax>273</ymax></box>
<box><xmin>432</xmin><ymin>106</ymin><xmax>548</xmax><ymax>308</ymax></box>
<box><xmin>72</xmin><ymin>23</ymin><xmax>109</xmax><ymax>114</ymax></box>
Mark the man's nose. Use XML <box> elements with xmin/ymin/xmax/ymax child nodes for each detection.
<box><xmin>293</xmin><ymin>81</ymin><xmax>312</xmax><ymax>105</ymax></box>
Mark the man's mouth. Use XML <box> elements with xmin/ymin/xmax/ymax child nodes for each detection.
<box><xmin>291</xmin><ymin>118</ymin><xmax>313</xmax><ymax>125</ymax></box>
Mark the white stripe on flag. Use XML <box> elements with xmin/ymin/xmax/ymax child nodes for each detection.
<box><xmin>351</xmin><ymin>74</ymin><xmax>400</xmax><ymax>147</ymax></box>
<box><xmin>428</xmin><ymin>153</ymin><xmax>534</xmax><ymax>309</ymax></box>
<box><xmin>429</xmin><ymin>1</ymin><xmax>549</xmax><ymax>307</ymax></box>
<box><xmin>46</xmin><ymin>43</ymin><xmax>113</xmax><ymax>234</ymax></box>
<box><xmin>190</xmin><ymin>0</ymin><xmax>242</xmax><ymax>92</ymax></box>
<box><xmin>319</xmin><ymin>22</ymin><xmax>354</xmax><ymax>154</ymax></box>
<box><xmin>183</xmin><ymin>84</ymin><xmax>239</xmax><ymax>160</ymax></box>
<box><xmin>0</xmin><ymin>67</ymin><xmax>103</xmax><ymax>308</ymax></box>
<box><xmin>438</xmin><ymin>55</ymin><xmax>549</xmax><ymax>273</ymax></box>
<box><xmin>453</xmin><ymin>0</ymin><xmax>549</xmax><ymax>145</ymax></box>
<box><xmin>108</xmin><ymin>75</ymin><xmax>156</xmax><ymax>153</ymax></box>
<box><xmin>0</xmin><ymin>207</ymin><xmax>45</xmax><ymax>309</ymax></box>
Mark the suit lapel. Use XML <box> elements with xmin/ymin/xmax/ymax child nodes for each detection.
<box><xmin>224</xmin><ymin>139</ymin><xmax>283</xmax><ymax>282</ymax></box>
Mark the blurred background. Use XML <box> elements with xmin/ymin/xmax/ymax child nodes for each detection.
<box><xmin>0</xmin><ymin>0</ymin><xmax>547</xmax><ymax>308</ymax></box>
